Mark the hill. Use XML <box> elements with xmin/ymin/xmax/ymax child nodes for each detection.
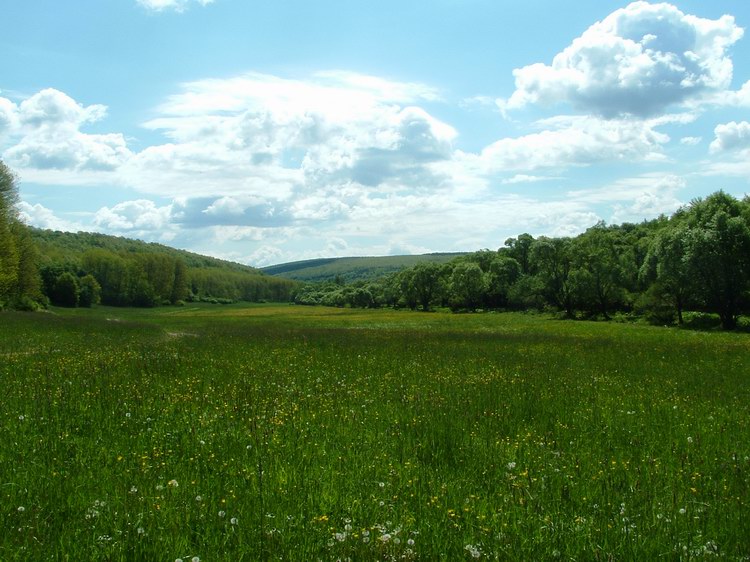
<box><xmin>262</xmin><ymin>253</ymin><xmax>465</xmax><ymax>282</ymax></box>
<box><xmin>29</xmin><ymin>229</ymin><xmax>298</xmax><ymax>306</ymax></box>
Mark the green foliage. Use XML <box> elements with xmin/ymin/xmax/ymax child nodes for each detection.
<box><xmin>52</xmin><ymin>272</ymin><xmax>80</xmax><ymax>307</ymax></box>
<box><xmin>30</xmin><ymin>230</ymin><xmax>298</xmax><ymax>308</ymax></box>
<box><xmin>78</xmin><ymin>274</ymin><xmax>101</xmax><ymax>308</ymax></box>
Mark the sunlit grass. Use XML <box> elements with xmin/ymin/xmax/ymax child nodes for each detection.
<box><xmin>1</xmin><ymin>304</ymin><xmax>749</xmax><ymax>560</ymax></box>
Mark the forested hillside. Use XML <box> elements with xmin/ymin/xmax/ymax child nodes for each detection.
<box><xmin>0</xmin><ymin>160</ymin><xmax>297</xmax><ymax>309</ymax></box>
<box><xmin>263</xmin><ymin>253</ymin><xmax>464</xmax><ymax>282</ymax></box>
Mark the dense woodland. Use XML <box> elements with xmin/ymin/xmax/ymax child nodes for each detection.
<box><xmin>0</xmin><ymin>161</ymin><xmax>296</xmax><ymax>310</ymax></box>
<box><xmin>295</xmin><ymin>191</ymin><xmax>750</xmax><ymax>330</ymax></box>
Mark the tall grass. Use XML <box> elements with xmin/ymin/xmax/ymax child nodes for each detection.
<box><xmin>1</xmin><ymin>305</ymin><xmax>749</xmax><ymax>560</ymax></box>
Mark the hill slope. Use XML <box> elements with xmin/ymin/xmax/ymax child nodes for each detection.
<box><xmin>263</xmin><ymin>253</ymin><xmax>465</xmax><ymax>282</ymax></box>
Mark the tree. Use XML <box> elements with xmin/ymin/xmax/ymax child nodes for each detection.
<box><xmin>53</xmin><ymin>272</ymin><xmax>80</xmax><ymax>307</ymax></box>
<box><xmin>571</xmin><ymin>224</ymin><xmax>625</xmax><ymax>319</ymax></box>
<box><xmin>449</xmin><ymin>261</ymin><xmax>486</xmax><ymax>311</ymax></box>
<box><xmin>0</xmin><ymin>162</ymin><xmax>20</xmax><ymax>305</ymax></box>
<box><xmin>78</xmin><ymin>274</ymin><xmax>102</xmax><ymax>307</ymax></box>
<box><xmin>640</xmin><ymin>225</ymin><xmax>692</xmax><ymax>324</ymax></box>
<box><xmin>485</xmin><ymin>256</ymin><xmax>520</xmax><ymax>309</ymax></box>
<box><xmin>504</xmin><ymin>233</ymin><xmax>534</xmax><ymax>275</ymax></box>
<box><xmin>530</xmin><ymin>237</ymin><xmax>575</xmax><ymax>317</ymax></box>
<box><xmin>409</xmin><ymin>262</ymin><xmax>443</xmax><ymax>311</ymax></box>
<box><xmin>683</xmin><ymin>193</ymin><xmax>750</xmax><ymax>329</ymax></box>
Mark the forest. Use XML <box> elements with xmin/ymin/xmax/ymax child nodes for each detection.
<box><xmin>294</xmin><ymin>191</ymin><xmax>750</xmax><ymax>330</ymax></box>
<box><xmin>0</xmin><ymin>161</ymin><xmax>297</xmax><ymax>310</ymax></box>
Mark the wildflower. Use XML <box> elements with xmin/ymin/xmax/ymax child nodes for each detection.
<box><xmin>168</xmin><ymin>479</ymin><xmax>179</xmax><ymax>488</ymax></box>
<box><xmin>465</xmin><ymin>544</ymin><xmax>482</xmax><ymax>558</ymax></box>
<box><xmin>344</xmin><ymin>523</ymin><xmax>352</xmax><ymax>532</ymax></box>
<box><xmin>507</xmin><ymin>462</ymin><xmax>516</xmax><ymax>470</ymax></box>
<box><xmin>137</xmin><ymin>527</ymin><xmax>145</xmax><ymax>535</ymax></box>
<box><xmin>335</xmin><ymin>532</ymin><xmax>346</xmax><ymax>542</ymax></box>
<box><xmin>195</xmin><ymin>495</ymin><xmax>202</xmax><ymax>502</ymax></box>
<box><xmin>129</xmin><ymin>486</ymin><xmax>138</xmax><ymax>494</ymax></box>
<box><xmin>687</xmin><ymin>436</ymin><xmax>693</xmax><ymax>444</ymax></box>
<box><xmin>230</xmin><ymin>517</ymin><xmax>238</xmax><ymax>525</ymax></box>
<box><xmin>218</xmin><ymin>511</ymin><xmax>226</xmax><ymax>518</ymax></box>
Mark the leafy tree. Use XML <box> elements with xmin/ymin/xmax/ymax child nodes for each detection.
<box><xmin>530</xmin><ymin>237</ymin><xmax>575</xmax><ymax>317</ymax></box>
<box><xmin>78</xmin><ymin>274</ymin><xmax>102</xmax><ymax>307</ymax></box>
<box><xmin>0</xmin><ymin>162</ymin><xmax>20</xmax><ymax>305</ymax></box>
<box><xmin>409</xmin><ymin>262</ymin><xmax>443</xmax><ymax>311</ymax></box>
<box><xmin>571</xmin><ymin>224</ymin><xmax>625</xmax><ymax>319</ymax></box>
<box><xmin>683</xmin><ymin>193</ymin><xmax>750</xmax><ymax>330</ymax></box>
<box><xmin>640</xmin><ymin>225</ymin><xmax>692</xmax><ymax>324</ymax></box>
<box><xmin>485</xmin><ymin>256</ymin><xmax>520</xmax><ymax>309</ymax></box>
<box><xmin>504</xmin><ymin>233</ymin><xmax>534</xmax><ymax>275</ymax></box>
<box><xmin>53</xmin><ymin>272</ymin><xmax>80</xmax><ymax>307</ymax></box>
<box><xmin>449</xmin><ymin>262</ymin><xmax>486</xmax><ymax>311</ymax></box>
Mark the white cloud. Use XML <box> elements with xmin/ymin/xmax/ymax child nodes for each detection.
<box><xmin>93</xmin><ymin>199</ymin><xmax>173</xmax><ymax>234</ymax></box>
<box><xmin>17</xmin><ymin>201</ymin><xmax>84</xmax><ymax>232</ymax></box>
<box><xmin>709</xmin><ymin>121</ymin><xmax>750</xmax><ymax>153</ymax></box>
<box><xmin>123</xmin><ymin>72</ymin><xmax>455</xmax><ymax>198</ymax></box>
<box><xmin>680</xmin><ymin>136</ymin><xmax>701</xmax><ymax>145</ymax></box>
<box><xmin>473</xmin><ymin>115</ymin><xmax>669</xmax><ymax>173</ymax></box>
<box><xmin>137</xmin><ymin>0</ymin><xmax>214</xmax><ymax>13</ymax></box>
<box><xmin>1</xmin><ymin>89</ymin><xmax>131</xmax><ymax>171</ymax></box>
<box><xmin>506</xmin><ymin>2</ymin><xmax>743</xmax><ymax>117</ymax></box>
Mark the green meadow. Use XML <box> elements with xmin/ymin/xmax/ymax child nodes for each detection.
<box><xmin>1</xmin><ymin>304</ymin><xmax>749</xmax><ymax>561</ymax></box>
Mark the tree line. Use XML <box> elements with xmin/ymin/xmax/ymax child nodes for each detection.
<box><xmin>0</xmin><ymin>160</ymin><xmax>297</xmax><ymax>310</ymax></box>
<box><xmin>294</xmin><ymin>191</ymin><xmax>750</xmax><ymax>330</ymax></box>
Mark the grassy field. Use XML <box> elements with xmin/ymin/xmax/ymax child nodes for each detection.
<box><xmin>1</xmin><ymin>304</ymin><xmax>749</xmax><ymax>561</ymax></box>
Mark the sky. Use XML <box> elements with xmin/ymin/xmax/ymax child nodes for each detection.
<box><xmin>3</xmin><ymin>1</ymin><xmax>750</xmax><ymax>267</ymax></box>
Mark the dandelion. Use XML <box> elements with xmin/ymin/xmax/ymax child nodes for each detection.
<box><xmin>687</xmin><ymin>436</ymin><xmax>693</xmax><ymax>443</ymax></box>
<box><xmin>191</xmin><ymin>557</ymin><xmax>200</xmax><ymax>562</ymax></box>
<box><xmin>407</xmin><ymin>538</ymin><xmax>415</xmax><ymax>546</ymax></box>
<box><xmin>507</xmin><ymin>462</ymin><xmax>516</xmax><ymax>470</ymax></box>
<box><xmin>195</xmin><ymin>495</ymin><xmax>202</xmax><ymax>502</ymax></box>
<box><xmin>175</xmin><ymin>559</ymin><xmax>183</xmax><ymax>562</ymax></box>
<box><xmin>230</xmin><ymin>517</ymin><xmax>238</xmax><ymax>525</ymax></box>
<box><xmin>379</xmin><ymin>482</ymin><xmax>385</xmax><ymax>488</ymax></box>
<box><xmin>18</xmin><ymin>415</ymin><xmax>25</xmax><ymax>421</ymax></box>
<box><xmin>465</xmin><ymin>544</ymin><xmax>482</xmax><ymax>558</ymax></box>
<box><xmin>380</xmin><ymin>533</ymin><xmax>391</xmax><ymax>543</ymax></box>
<box><xmin>17</xmin><ymin>506</ymin><xmax>25</xmax><ymax>513</ymax></box>
<box><xmin>679</xmin><ymin>508</ymin><xmax>686</xmax><ymax>515</ymax></box>
<box><xmin>137</xmin><ymin>527</ymin><xmax>145</xmax><ymax>535</ymax></box>
<box><xmin>218</xmin><ymin>511</ymin><xmax>226</xmax><ymax>518</ymax></box>
<box><xmin>335</xmin><ymin>532</ymin><xmax>346</xmax><ymax>542</ymax></box>
<box><xmin>129</xmin><ymin>486</ymin><xmax>138</xmax><ymax>494</ymax></box>
<box><xmin>344</xmin><ymin>523</ymin><xmax>352</xmax><ymax>532</ymax></box>
<box><xmin>168</xmin><ymin>479</ymin><xmax>179</xmax><ymax>488</ymax></box>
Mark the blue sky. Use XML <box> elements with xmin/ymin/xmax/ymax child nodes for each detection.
<box><xmin>3</xmin><ymin>1</ymin><xmax>750</xmax><ymax>266</ymax></box>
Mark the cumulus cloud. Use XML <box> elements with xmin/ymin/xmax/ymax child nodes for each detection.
<box><xmin>506</xmin><ymin>2</ymin><xmax>743</xmax><ymax>118</ymax></box>
<box><xmin>473</xmin><ymin>115</ymin><xmax>669</xmax><ymax>173</ymax></box>
<box><xmin>17</xmin><ymin>201</ymin><xmax>83</xmax><ymax>232</ymax></box>
<box><xmin>93</xmin><ymin>199</ymin><xmax>173</xmax><ymax>235</ymax></box>
<box><xmin>709</xmin><ymin>121</ymin><xmax>750</xmax><ymax>152</ymax></box>
<box><xmin>123</xmin><ymin>72</ymin><xmax>455</xmax><ymax>199</ymax></box>
<box><xmin>137</xmin><ymin>0</ymin><xmax>214</xmax><ymax>12</ymax></box>
<box><xmin>1</xmin><ymin>89</ymin><xmax>131</xmax><ymax>171</ymax></box>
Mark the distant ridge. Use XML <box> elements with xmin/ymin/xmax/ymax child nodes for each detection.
<box><xmin>263</xmin><ymin>253</ymin><xmax>465</xmax><ymax>282</ymax></box>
